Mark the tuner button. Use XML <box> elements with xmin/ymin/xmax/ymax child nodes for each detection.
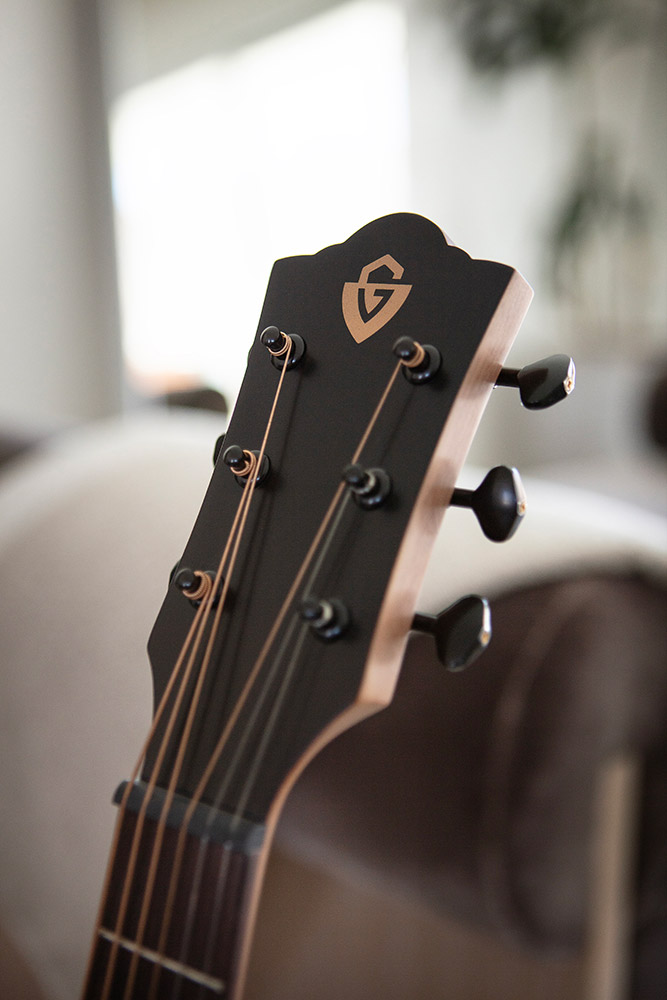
<box><xmin>496</xmin><ymin>354</ymin><xmax>575</xmax><ymax>409</ymax></box>
<box><xmin>450</xmin><ymin>466</ymin><xmax>526</xmax><ymax>542</ymax></box>
<box><xmin>213</xmin><ymin>433</ymin><xmax>226</xmax><ymax>465</ymax></box>
<box><xmin>412</xmin><ymin>595</ymin><xmax>491</xmax><ymax>671</ymax></box>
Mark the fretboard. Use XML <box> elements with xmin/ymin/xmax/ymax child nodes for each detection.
<box><xmin>82</xmin><ymin>785</ymin><xmax>265</xmax><ymax>1000</ymax></box>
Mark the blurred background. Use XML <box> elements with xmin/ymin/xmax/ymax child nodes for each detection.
<box><xmin>1</xmin><ymin>0</ymin><xmax>665</xmax><ymax>486</ymax></box>
<box><xmin>0</xmin><ymin>3</ymin><xmax>666</xmax><ymax>1000</ymax></box>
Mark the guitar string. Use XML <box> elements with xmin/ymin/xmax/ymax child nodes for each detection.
<box><xmin>94</xmin><ymin>340</ymin><xmax>293</xmax><ymax>1000</ymax></box>
<box><xmin>224</xmin><ymin>356</ymin><xmax>410</xmax><ymax>832</ymax></box>
<box><xmin>188</xmin><ymin>622</ymin><xmax>316</xmax><ymax>1000</ymax></box>
<box><xmin>166</xmin><ymin>615</ymin><xmax>309</xmax><ymax>1000</ymax></box>
<box><xmin>113</xmin><ymin>351</ymin><xmax>402</xmax><ymax>999</ymax></box>
<box><xmin>196</xmin><ymin>844</ymin><xmax>233</xmax><ymax>1000</ymax></box>
<box><xmin>81</xmin><ymin>592</ymin><xmax>212</xmax><ymax>994</ymax></box>
<box><xmin>119</xmin><ymin>340</ymin><xmax>294</xmax><ymax>1000</ymax></box>
<box><xmin>197</xmin><ymin>844</ymin><xmax>232</xmax><ymax>1000</ymax></box>
<box><xmin>188</xmin><ymin>357</ymin><xmax>402</xmax><ymax>809</ymax></box>
<box><xmin>97</xmin><ymin>482</ymin><xmax>253</xmax><ymax>1000</ymax></box>
<box><xmin>168</xmin><ymin>494</ymin><xmax>355</xmax><ymax>998</ymax></box>
<box><xmin>187</xmin><ymin>474</ymin><xmax>361</xmax><ymax>995</ymax></box>
<box><xmin>151</xmin><ymin>358</ymin><xmax>404</xmax><ymax>995</ymax></box>
<box><xmin>167</xmin><ymin>818</ymin><xmax>233</xmax><ymax>1000</ymax></box>
<box><xmin>227</xmin><ymin>487</ymin><xmax>355</xmax><ymax>830</ymax></box>
<box><xmin>156</xmin><ymin>609</ymin><xmax>304</xmax><ymax>1000</ymax></box>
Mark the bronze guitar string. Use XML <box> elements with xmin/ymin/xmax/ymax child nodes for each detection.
<box><xmin>149</xmin><ymin>357</ymin><xmax>405</xmax><ymax>997</ymax></box>
<box><xmin>162</xmin><ymin>492</ymin><xmax>356</xmax><ymax>995</ymax></box>
<box><xmin>151</xmin><ymin>609</ymin><xmax>310</xmax><ymax>999</ymax></box>
<box><xmin>96</xmin><ymin>342</ymin><xmax>411</xmax><ymax>996</ymax></box>
<box><xmin>118</xmin><ymin>340</ymin><xmax>295</xmax><ymax>1000</ymax></box>
<box><xmin>119</xmin><ymin>460</ymin><xmax>262</xmax><ymax>1000</ymax></box>
<box><xmin>228</xmin><ymin>488</ymin><xmax>356</xmax><ymax>828</ymax></box>
<box><xmin>88</xmin><ymin>338</ymin><xmax>294</xmax><ymax>1000</ymax></box>
<box><xmin>81</xmin><ymin>582</ymin><xmax>213</xmax><ymax>995</ymax></box>
<box><xmin>97</xmin><ymin>470</ymin><xmax>256</xmax><ymax>1000</ymax></box>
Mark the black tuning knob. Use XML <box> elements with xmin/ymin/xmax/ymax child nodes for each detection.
<box><xmin>450</xmin><ymin>466</ymin><xmax>526</xmax><ymax>542</ymax></box>
<box><xmin>412</xmin><ymin>595</ymin><xmax>491</xmax><ymax>671</ymax></box>
<box><xmin>495</xmin><ymin>354</ymin><xmax>575</xmax><ymax>409</ymax></box>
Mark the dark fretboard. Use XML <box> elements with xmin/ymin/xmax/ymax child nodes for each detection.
<box><xmin>82</xmin><ymin>784</ymin><xmax>265</xmax><ymax>1000</ymax></box>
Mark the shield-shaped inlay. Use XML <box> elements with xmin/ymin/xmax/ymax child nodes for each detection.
<box><xmin>342</xmin><ymin>254</ymin><xmax>412</xmax><ymax>343</ymax></box>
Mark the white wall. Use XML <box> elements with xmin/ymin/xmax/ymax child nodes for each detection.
<box><xmin>404</xmin><ymin>0</ymin><xmax>666</xmax><ymax>470</ymax></box>
<box><xmin>1</xmin><ymin>0</ymin><xmax>664</xmax><ymax>466</ymax></box>
<box><xmin>0</xmin><ymin>0</ymin><xmax>122</xmax><ymax>428</ymax></box>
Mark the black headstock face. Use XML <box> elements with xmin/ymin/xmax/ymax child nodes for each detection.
<box><xmin>145</xmin><ymin>213</ymin><xmax>532</xmax><ymax>822</ymax></box>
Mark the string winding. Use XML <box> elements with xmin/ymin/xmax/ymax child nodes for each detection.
<box><xmin>90</xmin><ymin>339</ymin><xmax>293</xmax><ymax>1000</ymax></box>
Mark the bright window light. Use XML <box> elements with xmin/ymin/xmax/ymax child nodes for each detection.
<box><xmin>110</xmin><ymin>0</ymin><xmax>410</xmax><ymax>409</ymax></box>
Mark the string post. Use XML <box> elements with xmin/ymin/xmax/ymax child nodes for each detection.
<box><xmin>300</xmin><ymin>596</ymin><xmax>350</xmax><ymax>642</ymax></box>
<box><xmin>222</xmin><ymin>445</ymin><xmax>271</xmax><ymax>487</ymax></box>
<box><xmin>260</xmin><ymin>326</ymin><xmax>287</xmax><ymax>354</ymax></box>
<box><xmin>223</xmin><ymin>445</ymin><xmax>254</xmax><ymax>476</ymax></box>
<box><xmin>173</xmin><ymin>568</ymin><xmax>217</xmax><ymax>607</ymax></box>
<box><xmin>342</xmin><ymin>463</ymin><xmax>391</xmax><ymax>509</ymax></box>
<box><xmin>260</xmin><ymin>325</ymin><xmax>306</xmax><ymax>370</ymax></box>
<box><xmin>393</xmin><ymin>336</ymin><xmax>441</xmax><ymax>384</ymax></box>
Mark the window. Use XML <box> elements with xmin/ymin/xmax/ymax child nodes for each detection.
<box><xmin>111</xmin><ymin>0</ymin><xmax>409</xmax><ymax>408</ymax></box>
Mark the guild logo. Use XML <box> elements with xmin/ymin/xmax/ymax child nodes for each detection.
<box><xmin>342</xmin><ymin>254</ymin><xmax>412</xmax><ymax>343</ymax></box>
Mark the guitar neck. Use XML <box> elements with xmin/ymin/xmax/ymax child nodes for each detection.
<box><xmin>81</xmin><ymin>212</ymin><xmax>538</xmax><ymax>999</ymax></box>
<box><xmin>83</xmin><ymin>784</ymin><xmax>267</xmax><ymax>1000</ymax></box>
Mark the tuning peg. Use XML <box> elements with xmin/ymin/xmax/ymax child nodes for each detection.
<box><xmin>412</xmin><ymin>595</ymin><xmax>491</xmax><ymax>671</ymax></box>
<box><xmin>450</xmin><ymin>466</ymin><xmax>526</xmax><ymax>542</ymax></box>
<box><xmin>213</xmin><ymin>433</ymin><xmax>226</xmax><ymax>465</ymax></box>
<box><xmin>495</xmin><ymin>354</ymin><xmax>575</xmax><ymax>409</ymax></box>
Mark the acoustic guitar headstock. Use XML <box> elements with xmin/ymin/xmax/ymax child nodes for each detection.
<box><xmin>143</xmin><ymin>212</ymin><xmax>571</xmax><ymax>826</ymax></box>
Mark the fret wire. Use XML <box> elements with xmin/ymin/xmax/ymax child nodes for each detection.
<box><xmin>196</xmin><ymin>842</ymin><xmax>234</xmax><ymax>1000</ymax></box>
<box><xmin>163</xmin><ymin>833</ymin><xmax>233</xmax><ymax>1000</ymax></box>
<box><xmin>162</xmin><ymin>618</ymin><xmax>303</xmax><ymax>996</ymax></box>
<box><xmin>167</xmin><ymin>836</ymin><xmax>211</xmax><ymax>1000</ymax></box>
<box><xmin>119</xmin><ymin>340</ymin><xmax>294</xmax><ymax>1000</ymax></box>
<box><xmin>81</xmin><ymin>598</ymin><xmax>210</xmax><ymax>998</ymax></box>
<box><xmin>96</xmin><ymin>491</ymin><xmax>249</xmax><ymax>1000</ymax></box>
<box><xmin>110</xmin><ymin>354</ymin><xmax>403</xmax><ymax>1000</ymax></box>
<box><xmin>98</xmin><ymin>927</ymin><xmax>226</xmax><ymax>995</ymax></box>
